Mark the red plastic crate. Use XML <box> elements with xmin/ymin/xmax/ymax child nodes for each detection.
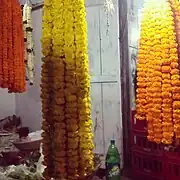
<box><xmin>132</xmin><ymin>149</ymin><xmax>165</xmax><ymax>180</ymax></box>
<box><xmin>165</xmin><ymin>157</ymin><xmax>180</xmax><ymax>180</ymax></box>
<box><xmin>132</xmin><ymin>170</ymin><xmax>164</xmax><ymax>180</ymax></box>
<box><xmin>165</xmin><ymin>147</ymin><xmax>180</xmax><ymax>159</ymax></box>
<box><xmin>131</xmin><ymin>110</ymin><xmax>147</xmax><ymax>132</ymax></box>
<box><xmin>131</xmin><ymin>130</ymin><xmax>164</xmax><ymax>156</ymax></box>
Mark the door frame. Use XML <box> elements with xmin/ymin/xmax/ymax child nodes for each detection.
<box><xmin>118</xmin><ymin>0</ymin><xmax>132</xmax><ymax>174</ymax></box>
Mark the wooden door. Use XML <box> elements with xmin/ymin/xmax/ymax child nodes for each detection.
<box><xmin>86</xmin><ymin>0</ymin><xmax>122</xmax><ymax>166</ymax></box>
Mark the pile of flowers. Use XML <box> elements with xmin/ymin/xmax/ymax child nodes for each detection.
<box><xmin>0</xmin><ymin>0</ymin><xmax>26</xmax><ymax>93</ymax></box>
<box><xmin>41</xmin><ymin>0</ymin><xmax>94</xmax><ymax>179</ymax></box>
<box><xmin>136</xmin><ymin>0</ymin><xmax>180</xmax><ymax>145</ymax></box>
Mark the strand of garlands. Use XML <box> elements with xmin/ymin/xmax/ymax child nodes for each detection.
<box><xmin>41</xmin><ymin>0</ymin><xmax>94</xmax><ymax>179</ymax></box>
<box><xmin>136</xmin><ymin>2</ymin><xmax>156</xmax><ymax>142</ymax></box>
<box><xmin>22</xmin><ymin>3</ymin><xmax>34</xmax><ymax>85</ymax></box>
<box><xmin>169</xmin><ymin>0</ymin><xmax>180</xmax><ymax>145</ymax></box>
<box><xmin>0</xmin><ymin>0</ymin><xmax>25</xmax><ymax>93</ymax></box>
<box><xmin>136</xmin><ymin>0</ymin><xmax>180</xmax><ymax>145</ymax></box>
<box><xmin>41</xmin><ymin>0</ymin><xmax>54</xmax><ymax>179</ymax></box>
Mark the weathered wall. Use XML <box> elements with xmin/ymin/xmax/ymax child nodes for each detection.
<box><xmin>0</xmin><ymin>89</ymin><xmax>15</xmax><ymax>119</ymax></box>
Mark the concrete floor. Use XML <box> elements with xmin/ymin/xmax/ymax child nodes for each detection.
<box><xmin>92</xmin><ymin>177</ymin><xmax>131</xmax><ymax>180</ymax></box>
<box><xmin>122</xmin><ymin>177</ymin><xmax>131</xmax><ymax>180</ymax></box>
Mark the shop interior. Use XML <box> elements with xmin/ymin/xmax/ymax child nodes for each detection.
<box><xmin>0</xmin><ymin>0</ymin><xmax>180</xmax><ymax>180</ymax></box>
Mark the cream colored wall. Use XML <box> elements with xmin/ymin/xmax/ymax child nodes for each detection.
<box><xmin>0</xmin><ymin>89</ymin><xmax>15</xmax><ymax>119</ymax></box>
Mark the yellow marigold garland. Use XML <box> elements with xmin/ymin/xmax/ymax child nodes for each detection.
<box><xmin>41</xmin><ymin>0</ymin><xmax>94</xmax><ymax>179</ymax></box>
<box><xmin>72</xmin><ymin>0</ymin><xmax>94</xmax><ymax>176</ymax></box>
<box><xmin>51</xmin><ymin>0</ymin><xmax>66</xmax><ymax>179</ymax></box>
<box><xmin>41</xmin><ymin>0</ymin><xmax>54</xmax><ymax>179</ymax></box>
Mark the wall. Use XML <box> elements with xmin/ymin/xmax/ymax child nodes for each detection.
<box><xmin>16</xmin><ymin>0</ymin><xmax>122</xmax><ymax>166</ymax></box>
<box><xmin>128</xmin><ymin>0</ymin><xmax>144</xmax><ymax>109</ymax></box>
<box><xmin>0</xmin><ymin>89</ymin><xmax>15</xmax><ymax>119</ymax></box>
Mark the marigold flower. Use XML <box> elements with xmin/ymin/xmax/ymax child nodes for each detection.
<box><xmin>41</xmin><ymin>0</ymin><xmax>94</xmax><ymax>178</ymax></box>
<box><xmin>136</xmin><ymin>0</ymin><xmax>180</xmax><ymax>144</ymax></box>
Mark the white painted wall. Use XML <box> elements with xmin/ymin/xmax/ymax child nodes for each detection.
<box><xmin>0</xmin><ymin>89</ymin><xmax>15</xmax><ymax>119</ymax></box>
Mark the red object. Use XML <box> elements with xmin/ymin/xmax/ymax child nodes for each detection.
<box><xmin>165</xmin><ymin>155</ymin><xmax>180</xmax><ymax>180</ymax></box>
<box><xmin>131</xmin><ymin>110</ymin><xmax>147</xmax><ymax>132</ymax></box>
<box><xmin>131</xmin><ymin>110</ymin><xmax>180</xmax><ymax>180</ymax></box>
<box><xmin>132</xmin><ymin>149</ymin><xmax>165</xmax><ymax>180</ymax></box>
<box><xmin>1</xmin><ymin>150</ymin><xmax>20</xmax><ymax>165</ymax></box>
<box><xmin>17</xmin><ymin>127</ymin><xmax>29</xmax><ymax>138</ymax></box>
<box><xmin>131</xmin><ymin>130</ymin><xmax>164</xmax><ymax>156</ymax></box>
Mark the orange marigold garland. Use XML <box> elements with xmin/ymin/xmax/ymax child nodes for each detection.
<box><xmin>136</xmin><ymin>0</ymin><xmax>180</xmax><ymax>144</ymax></box>
<box><xmin>12</xmin><ymin>0</ymin><xmax>25</xmax><ymax>93</ymax></box>
<box><xmin>0</xmin><ymin>0</ymin><xmax>3</xmax><ymax>86</ymax></box>
<box><xmin>136</xmin><ymin>1</ymin><xmax>163</xmax><ymax>143</ymax></box>
<box><xmin>2</xmin><ymin>0</ymin><xmax>9</xmax><ymax>88</ymax></box>
<box><xmin>135</xmin><ymin>19</ymin><xmax>148</xmax><ymax>122</ymax></box>
<box><xmin>0</xmin><ymin>0</ymin><xmax>26</xmax><ymax>93</ymax></box>
<box><xmin>169</xmin><ymin>0</ymin><xmax>180</xmax><ymax>145</ymax></box>
<box><xmin>160</xmin><ymin>6</ymin><xmax>175</xmax><ymax>144</ymax></box>
<box><xmin>7</xmin><ymin>0</ymin><xmax>14</xmax><ymax>90</ymax></box>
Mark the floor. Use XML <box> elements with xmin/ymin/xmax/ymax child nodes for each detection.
<box><xmin>92</xmin><ymin>177</ymin><xmax>131</xmax><ymax>180</ymax></box>
<box><xmin>122</xmin><ymin>177</ymin><xmax>131</xmax><ymax>180</ymax></box>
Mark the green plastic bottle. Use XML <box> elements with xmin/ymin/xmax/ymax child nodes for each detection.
<box><xmin>106</xmin><ymin>140</ymin><xmax>120</xmax><ymax>180</ymax></box>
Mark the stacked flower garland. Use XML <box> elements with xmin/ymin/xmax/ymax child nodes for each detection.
<box><xmin>136</xmin><ymin>0</ymin><xmax>180</xmax><ymax>145</ymax></box>
<box><xmin>41</xmin><ymin>0</ymin><xmax>94</xmax><ymax>179</ymax></box>
<box><xmin>22</xmin><ymin>3</ymin><xmax>35</xmax><ymax>85</ymax></box>
<box><xmin>0</xmin><ymin>0</ymin><xmax>25</xmax><ymax>93</ymax></box>
<box><xmin>169</xmin><ymin>0</ymin><xmax>180</xmax><ymax>145</ymax></box>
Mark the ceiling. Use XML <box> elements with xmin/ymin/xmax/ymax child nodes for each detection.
<box><xmin>31</xmin><ymin>0</ymin><xmax>42</xmax><ymax>4</ymax></box>
<box><xmin>19</xmin><ymin>0</ymin><xmax>43</xmax><ymax>5</ymax></box>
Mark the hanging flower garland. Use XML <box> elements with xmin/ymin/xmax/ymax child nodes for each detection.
<box><xmin>136</xmin><ymin>0</ymin><xmax>180</xmax><ymax>144</ymax></box>
<box><xmin>2</xmin><ymin>0</ymin><xmax>9</xmax><ymax>88</ymax></box>
<box><xmin>12</xmin><ymin>0</ymin><xmax>26</xmax><ymax>93</ymax></box>
<box><xmin>22</xmin><ymin>3</ymin><xmax>34</xmax><ymax>85</ymax></box>
<box><xmin>72</xmin><ymin>0</ymin><xmax>94</xmax><ymax>176</ymax></box>
<box><xmin>0</xmin><ymin>1</ymin><xmax>3</xmax><ymax>87</ymax></box>
<box><xmin>50</xmin><ymin>0</ymin><xmax>66</xmax><ymax>179</ymax></box>
<box><xmin>168</xmin><ymin>0</ymin><xmax>180</xmax><ymax>145</ymax></box>
<box><xmin>41</xmin><ymin>0</ymin><xmax>94</xmax><ymax>179</ymax></box>
<box><xmin>0</xmin><ymin>0</ymin><xmax>26</xmax><ymax>93</ymax></box>
<box><xmin>7</xmin><ymin>0</ymin><xmax>14</xmax><ymax>90</ymax></box>
<box><xmin>41</xmin><ymin>0</ymin><xmax>54</xmax><ymax>179</ymax></box>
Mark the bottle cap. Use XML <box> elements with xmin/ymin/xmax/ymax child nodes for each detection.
<box><xmin>111</xmin><ymin>139</ymin><xmax>115</xmax><ymax>145</ymax></box>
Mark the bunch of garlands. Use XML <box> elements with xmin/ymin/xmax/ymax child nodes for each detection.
<box><xmin>169</xmin><ymin>0</ymin><xmax>180</xmax><ymax>145</ymax></box>
<box><xmin>136</xmin><ymin>0</ymin><xmax>180</xmax><ymax>145</ymax></box>
<box><xmin>41</xmin><ymin>0</ymin><xmax>94</xmax><ymax>179</ymax></box>
<box><xmin>22</xmin><ymin>3</ymin><xmax>34</xmax><ymax>85</ymax></box>
<box><xmin>0</xmin><ymin>0</ymin><xmax>26</xmax><ymax>93</ymax></box>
